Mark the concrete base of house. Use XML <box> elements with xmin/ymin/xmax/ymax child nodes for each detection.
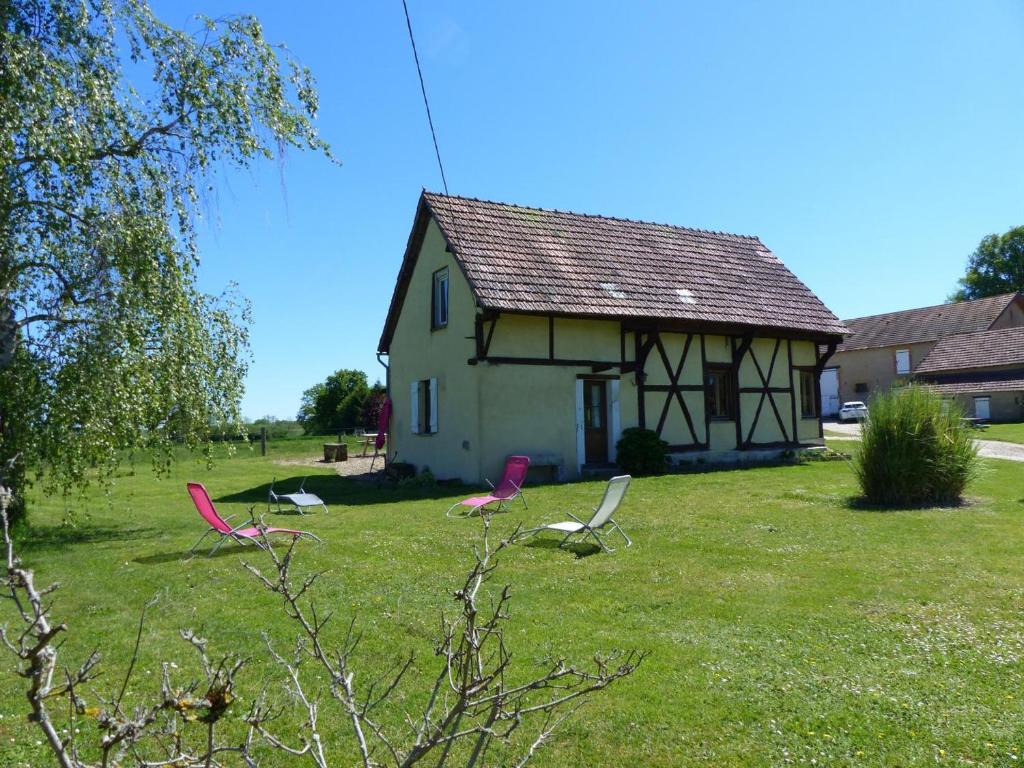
<box><xmin>670</xmin><ymin>443</ymin><xmax>825</xmax><ymax>469</ymax></box>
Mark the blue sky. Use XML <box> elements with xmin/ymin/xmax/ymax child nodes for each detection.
<box><xmin>154</xmin><ymin>1</ymin><xmax>1024</xmax><ymax>420</ymax></box>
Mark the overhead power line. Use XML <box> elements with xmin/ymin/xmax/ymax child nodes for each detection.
<box><xmin>401</xmin><ymin>0</ymin><xmax>450</xmax><ymax>196</ymax></box>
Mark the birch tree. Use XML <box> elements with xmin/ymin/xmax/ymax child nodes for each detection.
<box><xmin>0</xmin><ymin>0</ymin><xmax>330</xmax><ymax>525</ymax></box>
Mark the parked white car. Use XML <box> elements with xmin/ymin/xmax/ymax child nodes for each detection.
<box><xmin>839</xmin><ymin>401</ymin><xmax>868</xmax><ymax>422</ymax></box>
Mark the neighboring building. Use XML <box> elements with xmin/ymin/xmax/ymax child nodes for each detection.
<box><xmin>915</xmin><ymin>326</ymin><xmax>1024</xmax><ymax>421</ymax></box>
<box><xmin>377</xmin><ymin>191</ymin><xmax>846</xmax><ymax>483</ymax></box>
<box><xmin>820</xmin><ymin>293</ymin><xmax>1024</xmax><ymax>416</ymax></box>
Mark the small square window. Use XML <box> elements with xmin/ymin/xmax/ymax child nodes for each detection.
<box><xmin>705</xmin><ymin>366</ymin><xmax>735</xmax><ymax>420</ymax></box>
<box><xmin>432</xmin><ymin>268</ymin><xmax>449</xmax><ymax>329</ymax></box>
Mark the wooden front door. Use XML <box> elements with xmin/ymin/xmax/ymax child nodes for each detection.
<box><xmin>583</xmin><ymin>379</ymin><xmax>609</xmax><ymax>463</ymax></box>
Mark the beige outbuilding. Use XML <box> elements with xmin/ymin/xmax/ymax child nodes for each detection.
<box><xmin>915</xmin><ymin>325</ymin><xmax>1024</xmax><ymax>421</ymax></box>
<box><xmin>378</xmin><ymin>192</ymin><xmax>847</xmax><ymax>483</ymax></box>
<box><xmin>820</xmin><ymin>293</ymin><xmax>1024</xmax><ymax>415</ymax></box>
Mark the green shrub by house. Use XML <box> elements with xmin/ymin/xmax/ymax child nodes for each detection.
<box><xmin>616</xmin><ymin>427</ymin><xmax>669</xmax><ymax>476</ymax></box>
<box><xmin>854</xmin><ymin>385</ymin><xmax>979</xmax><ymax>506</ymax></box>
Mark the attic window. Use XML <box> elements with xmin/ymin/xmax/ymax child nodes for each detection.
<box><xmin>675</xmin><ymin>288</ymin><xmax>697</xmax><ymax>304</ymax></box>
<box><xmin>432</xmin><ymin>268</ymin><xmax>449</xmax><ymax>329</ymax></box>
<box><xmin>599</xmin><ymin>282</ymin><xmax>626</xmax><ymax>299</ymax></box>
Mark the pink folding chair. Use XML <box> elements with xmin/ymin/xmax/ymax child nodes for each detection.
<box><xmin>187</xmin><ymin>482</ymin><xmax>321</xmax><ymax>557</ymax></box>
<box><xmin>370</xmin><ymin>398</ymin><xmax>391</xmax><ymax>472</ymax></box>
<box><xmin>446</xmin><ymin>456</ymin><xmax>530</xmax><ymax>518</ymax></box>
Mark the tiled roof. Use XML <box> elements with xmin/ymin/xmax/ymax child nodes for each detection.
<box><xmin>915</xmin><ymin>326</ymin><xmax>1024</xmax><ymax>374</ymax></box>
<box><xmin>835</xmin><ymin>293</ymin><xmax>1017</xmax><ymax>352</ymax></box>
<box><xmin>922</xmin><ymin>375</ymin><xmax>1024</xmax><ymax>395</ymax></box>
<box><xmin>380</xmin><ymin>192</ymin><xmax>845</xmax><ymax>351</ymax></box>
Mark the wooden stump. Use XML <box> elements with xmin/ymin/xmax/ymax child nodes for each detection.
<box><xmin>323</xmin><ymin>443</ymin><xmax>348</xmax><ymax>462</ymax></box>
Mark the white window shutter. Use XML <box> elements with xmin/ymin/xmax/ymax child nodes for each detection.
<box><xmin>608</xmin><ymin>379</ymin><xmax>621</xmax><ymax>463</ymax></box>
<box><xmin>895</xmin><ymin>349</ymin><xmax>910</xmax><ymax>375</ymax></box>
<box><xmin>429</xmin><ymin>378</ymin><xmax>438</xmax><ymax>433</ymax></box>
<box><xmin>410</xmin><ymin>381</ymin><xmax>420</xmax><ymax>434</ymax></box>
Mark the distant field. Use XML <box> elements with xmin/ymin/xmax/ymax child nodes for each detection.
<box><xmin>3</xmin><ymin>442</ymin><xmax>1024</xmax><ymax>765</ymax></box>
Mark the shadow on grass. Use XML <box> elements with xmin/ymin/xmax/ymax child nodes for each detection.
<box><xmin>215</xmin><ymin>475</ymin><xmax>473</xmax><ymax>509</ymax></box>
<box><xmin>522</xmin><ymin>537</ymin><xmax>602</xmax><ymax>559</ymax></box>
<box><xmin>133</xmin><ymin>539</ymin><xmax>316</xmax><ymax>565</ymax></box>
<box><xmin>843</xmin><ymin>495</ymin><xmax>974</xmax><ymax>513</ymax></box>
<box><xmin>20</xmin><ymin>524</ymin><xmax>156</xmax><ymax>552</ymax></box>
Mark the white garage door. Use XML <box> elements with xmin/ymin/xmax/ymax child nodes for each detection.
<box><xmin>820</xmin><ymin>368</ymin><xmax>840</xmax><ymax>417</ymax></box>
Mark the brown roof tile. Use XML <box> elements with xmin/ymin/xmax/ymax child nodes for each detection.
<box><xmin>380</xmin><ymin>192</ymin><xmax>845</xmax><ymax>351</ymax></box>
<box><xmin>836</xmin><ymin>294</ymin><xmax>1017</xmax><ymax>352</ymax></box>
<box><xmin>915</xmin><ymin>326</ymin><xmax>1024</xmax><ymax>374</ymax></box>
<box><xmin>922</xmin><ymin>376</ymin><xmax>1024</xmax><ymax>395</ymax></box>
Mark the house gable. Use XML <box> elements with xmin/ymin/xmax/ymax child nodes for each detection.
<box><xmin>987</xmin><ymin>293</ymin><xmax>1024</xmax><ymax>331</ymax></box>
<box><xmin>386</xmin><ymin>213</ymin><xmax>482</xmax><ymax>481</ymax></box>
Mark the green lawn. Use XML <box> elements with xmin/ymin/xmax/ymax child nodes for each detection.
<box><xmin>3</xmin><ymin>440</ymin><xmax>1024</xmax><ymax>766</ymax></box>
<box><xmin>978</xmin><ymin>422</ymin><xmax>1024</xmax><ymax>444</ymax></box>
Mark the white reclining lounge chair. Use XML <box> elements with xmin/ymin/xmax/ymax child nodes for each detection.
<box><xmin>268</xmin><ymin>477</ymin><xmax>328</xmax><ymax>515</ymax></box>
<box><xmin>517</xmin><ymin>475</ymin><xmax>632</xmax><ymax>553</ymax></box>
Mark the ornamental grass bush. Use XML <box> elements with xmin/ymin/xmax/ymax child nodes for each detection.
<box><xmin>854</xmin><ymin>385</ymin><xmax>979</xmax><ymax>506</ymax></box>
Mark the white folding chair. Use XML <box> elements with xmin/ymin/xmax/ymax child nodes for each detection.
<box><xmin>517</xmin><ymin>475</ymin><xmax>632</xmax><ymax>552</ymax></box>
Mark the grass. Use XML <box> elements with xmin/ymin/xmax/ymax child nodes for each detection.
<box><xmin>3</xmin><ymin>439</ymin><xmax>1024</xmax><ymax>765</ymax></box>
<box><xmin>979</xmin><ymin>422</ymin><xmax>1024</xmax><ymax>444</ymax></box>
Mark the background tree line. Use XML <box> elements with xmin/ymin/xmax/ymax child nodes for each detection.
<box><xmin>297</xmin><ymin>368</ymin><xmax>386</xmax><ymax>434</ymax></box>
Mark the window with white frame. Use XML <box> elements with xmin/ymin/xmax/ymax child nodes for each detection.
<box><xmin>410</xmin><ymin>378</ymin><xmax>438</xmax><ymax>434</ymax></box>
<box><xmin>432</xmin><ymin>268</ymin><xmax>449</xmax><ymax>329</ymax></box>
<box><xmin>895</xmin><ymin>349</ymin><xmax>910</xmax><ymax>375</ymax></box>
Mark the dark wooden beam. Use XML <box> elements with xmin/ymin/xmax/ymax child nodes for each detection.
<box><xmin>788</xmin><ymin>339</ymin><xmax>799</xmax><ymax>445</ymax></box>
<box><xmin>814</xmin><ymin>341</ymin><xmax>838</xmax><ymax>439</ymax></box>
<box><xmin>548</xmin><ymin>315</ymin><xmax>555</xmax><ymax>360</ymax></box>
<box><xmin>482</xmin><ymin>314</ymin><xmax>498</xmax><ymax>357</ymax></box>
<box><xmin>644</xmin><ymin>384</ymin><xmax>705</xmax><ymax>392</ymax></box>
<box><xmin>474</xmin><ymin>315</ymin><xmax>485</xmax><ymax>359</ymax></box>
<box><xmin>470</xmin><ymin>355</ymin><xmax>631</xmax><ymax>368</ymax></box>
<box><xmin>635</xmin><ymin>331</ymin><xmax>647</xmax><ymax>428</ymax></box>
<box><xmin>701</xmin><ymin>334</ymin><xmax>710</xmax><ymax>447</ymax></box>
<box><xmin>744</xmin><ymin>338</ymin><xmax>789</xmax><ymax>446</ymax></box>
<box><xmin>814</xmin><ymin>341</ymin><xmax>838</xmax><ymax>375</ymax></box>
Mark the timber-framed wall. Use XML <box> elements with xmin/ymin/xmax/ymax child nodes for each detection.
<box><xmin>465</xmin><ymin>309</ymin><xmax>833</xmax><ymax>453</ymax></box>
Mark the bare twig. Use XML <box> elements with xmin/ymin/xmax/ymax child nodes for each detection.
<box><xmin>246</xmin><ymin>513</ymin><xmax>646</xmax><ymax>766</ymax></box>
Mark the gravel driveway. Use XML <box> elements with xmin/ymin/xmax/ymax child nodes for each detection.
<box><xmin>823</xmin><ymin>420</ymin><xmax>1024</xmax><ymax>462</ymax></box>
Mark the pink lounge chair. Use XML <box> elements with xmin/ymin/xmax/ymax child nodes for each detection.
<box><xmin>187</xmin><ymin>482</ymin><xmax>321</xmax><ymax>557</ymax></box>
<box><xmin>445</xmin><ymin>456</ymin><xmax>530</xmax><ymax>518</ymax></box>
